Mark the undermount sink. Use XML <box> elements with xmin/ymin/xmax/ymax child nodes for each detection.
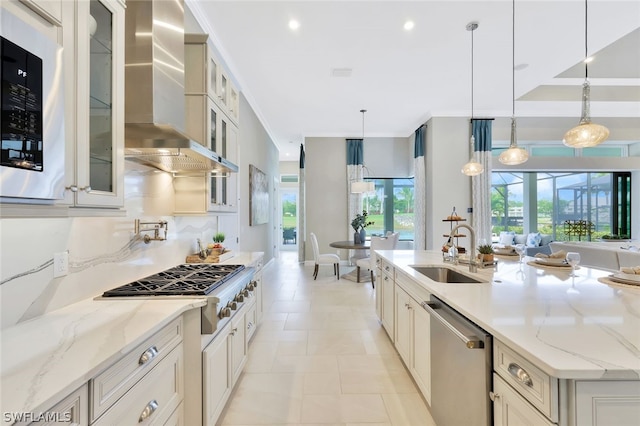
<box><xmin>410</xmin><ymin>266</ymin><xmax>484</xmax><ymax>284</ymax></box>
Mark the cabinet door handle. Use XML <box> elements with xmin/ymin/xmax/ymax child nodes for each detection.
<box><xmin>138</xmin><ymin>399</ymin><xmax>158</xmax><ymax>422</ymax></box>
<box><xmin>138</xmin><ymin>346</ymin><xmax>158</xmax><ymax>365</ymax></box>
<box><xmin>508</xmin><ymin>362</ymin><xmax>533</xmax><ymax>387</ymax></box>
<box><xmin>230</xmin><ymin>327</ymin><xmax>238</xmax><ymax>336</ymax></box>
<box><xmin>489</xmin><ymin>391</ymin><xmax>500</xmax><ymax>401</ymax></box>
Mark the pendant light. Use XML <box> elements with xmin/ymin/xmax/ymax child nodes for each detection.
<box><xmin>562</xmin><ymin>0</ymin><xmax>609</xmax><ymax>148</ymax></box>
<box><xmin>498</xmin><ymin>0</ymin><xmax>529</xmax><ymax>166</ymax></box>
<box><xmin>462</xmin><ymin>22</ymin><xmax>484</xmax><ymax>176</ymax></box>
<box><xmin>350</xmin><ymin>109</ymin><xmax>375</xmax><ymax>194</ymax></box>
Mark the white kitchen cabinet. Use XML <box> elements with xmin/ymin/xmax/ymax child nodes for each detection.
<box><xmin>411</xmin><ymin>297</ymin><xmax>431</xmax><ymax>404</ymax></box>
<box><xmin>58</xmin><ymin>0</ymin><xmax>124</xmax><ymax>210</ymax></box>
<box><xmin>90</xmin><ymin>317</ymin><xmax>183</xmax><ymax>421</ymax></box>
<box><xmin>374</xmin><ymin>256</ymin><xmax>383</xmax><ymax>318</ymax></box>
<box><xmin>393</xmin><ymin>278</ymin><xmax>431</xmax><ymax>405</ymax></box>
<box><xmin>230</xmin><ymin>305</ymin><xmax>248</xmax><ymax>385</ymax></box>
<box><xmin>180</xmin><ymin>35</ymin><xmax>239</xmax><ymax>215</ymax></box>
<box><xmin>394</xmin><ymin>285</ymin><xmax>412</xmax><ymax>363</ymax></box>
<box><xmin>493</xmin><ymin>374</ymin><xmax>555</xmax><ymax>426</ymax></box>
<box><xmin>574</xmin><ymin>380</ymin><xmax>640</xmax><ymax>426</ymax></box>
<box><xmin>184</xmin><ymin>34</ymin><xmax>238</xmax><ymax>124</ymax></box>
<box><xmin>19</xmin><ymin>0</ymin><xmax>62</xmax><ymax>25</ymax></box>
<box><xmin>253</xmin><ymin>261</ymin><xmax>264</xmax><ymax>323</ymax></box>
<box><xmin>380</xmin><ymin>260</ymin><xmax>395</xmax><ymax>341</ymax></box>
<box><xmin>29</xmin><ymin>383</ymin><xmax>88</xmax><ymax>426</ymax></box>
<box><xmin>92</xmin><ymin>345</ymin><xmax>183</xmax><ymax>425</ymax></box>
<box><xmin>203</xmin><ymin>322</ymin><xmax>232</xmax><ymax>426</ymax></box>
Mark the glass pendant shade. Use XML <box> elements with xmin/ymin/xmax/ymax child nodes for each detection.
<box><xmin>462</xmin><ymin>159</ymin><xmax>484</xmax><ymax>176</ymax></box>
<box><xmin>351</xmin><ymin>181</ymin><xmax>374</xmax><ymax>193</ymax></box>
<box><xmin>563</xmin><ymin>81</ymin><xmax>609</xmax><ymax>148</ymax></box>
<box><xmin>498</xmin><ymin>118</ymin><xmax>529</xmax><ymax>165</ymax></box>
<box><xmin>462</xmin><ymin>136</ymin><xmax>484</xmax><ymax>176</ymax></box>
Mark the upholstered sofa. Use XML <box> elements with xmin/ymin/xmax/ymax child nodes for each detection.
<box><xmin>493</xmin><ymin>232</ymin><xmax>553</xmax><ymax>256</ymax></box>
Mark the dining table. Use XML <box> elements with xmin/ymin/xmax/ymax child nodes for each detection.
<box><xmin>330</xmin><ymin>240</ymin><xmax>370</xmax><ymax>266</ymax></box>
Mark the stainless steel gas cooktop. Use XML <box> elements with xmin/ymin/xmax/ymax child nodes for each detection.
<box><xmin>102</xmin><ymin>264</ymin><xmax>245</xmax><ymax>297</ymax></box>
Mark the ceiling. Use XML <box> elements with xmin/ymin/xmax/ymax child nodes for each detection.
<box><xmin>186</xmin><ymin>1</ymin><xmax>640</xmax><ymax>160</ymax></box>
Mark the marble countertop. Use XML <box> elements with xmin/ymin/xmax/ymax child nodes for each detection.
<box><xmin>0</xmin><ymin>296</ymin><xmax>206</xmax><ymax>424</ymax></box>
<box><xmin>0</xmin><ymin>252</ymin><xmax>265</xmax><ymax>422</ymax></box>
<box><xmin>377</xmin><ymin>250</ymin><xmax>640</xmax><ymax>380</ymax></box>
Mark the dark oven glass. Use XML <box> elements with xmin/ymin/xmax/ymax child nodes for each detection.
<box><xmin>1</xmin><ymin>36</ymin><xmax>43</xmax><ymax>172</ymax></box>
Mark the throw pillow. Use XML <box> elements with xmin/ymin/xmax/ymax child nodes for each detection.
<box><xmin>499</xmin><ymin>231</ymin><xmax>515</xmax><ymax>246</ymax></box>
<box><xmin>526</xmin><ymin>232</ymin><xmax>542</xmax><ymax>247</ymax></box>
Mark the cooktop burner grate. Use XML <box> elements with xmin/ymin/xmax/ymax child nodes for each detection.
<box><xmin>102</xmin><ymin>264</ymin><xmax>245</xmax><ymax>297</ymax></box>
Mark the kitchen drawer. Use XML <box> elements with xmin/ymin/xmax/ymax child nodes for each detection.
<box><xmin>493</xmin><ymin>374</ymin><xmax>555</xmax><ymax>426</ymax></box>
<box><xmin>93</xmin><ymin>345</ymin><xmax>183</xmax><ymax>426</ymax></box>
<box><xmin>90</xmin><ymin>317</ymin><xmax>183</xmax><ymax>422</ymax></box>
<box><xmin>28</xmin><ymin>383</ymin><xmax>88</xmax><ymax>426</ymax></box>
<box><xmin>494</xmin><ymin>340</ymin><xmax>558</xmax><ymax>422</ymax></box>
<box><xmin>162</xmin><ymin>403</ymin><xmax>183</xmax><ymax>426</ymax></box>
<box><xmin>245</xmin><ymin>298</ymin><xmax>258</xmax><ymax>341</ymax></box>
<box><xmin>380</xmin><ymin>259</ymin><xmax>394</xmax><ymax>279</ymax></box>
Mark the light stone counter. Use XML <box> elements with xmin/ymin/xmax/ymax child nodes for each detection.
<box><xmin>0</xmin><ymin>297</ymin><xmax>206</xmax><ymax>424</ymax></box>
<box><xmin>377</xmin><ymin>250</ymin><xmax>640</xmax><ymax>380</ymax></box>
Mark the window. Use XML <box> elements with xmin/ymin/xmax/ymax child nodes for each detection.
<box><xmin>280</xmin><ymin>174</ymin><xmax>298</xmax><ymax>183</ymax></box>
<box><xmin>491</xmin><ymin>172</ymin><xmax>632</xmax><ymax>240</ymax></box>
<box><xmin>362</xmin><ymin>178</ymin><xmax>414</xmax><ymax>240</ymax></box>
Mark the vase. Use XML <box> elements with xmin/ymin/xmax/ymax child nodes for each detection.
<box><xmin>359</xmin><ymin>228</ymin><xmax>366</xmax><ymax>244</ymax></box>
<box><xmin>353</xmin><ymin>231</ymin><xmax>361</xmax><ymax>244</ymax></box>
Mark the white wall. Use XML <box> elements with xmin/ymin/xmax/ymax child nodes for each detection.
<box><xmin>237</xmin><ymin>94</ymin><xmax>280</xmax><ymax>258</ymax></box>
<box><xmin>425</xmin><ymin>117</ymin><xmax>473</xmax><ymax>251</ymax></box>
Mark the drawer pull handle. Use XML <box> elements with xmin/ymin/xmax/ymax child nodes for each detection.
<box><xmin>138</xmin><ymin>346</ymin><xmax>158</xmax><ymax>365</ymax></box>
<box><xmin>138</xmin><ymin>399</ymin><xmax>158</xmax><ymax>422</ymax></box>
<box><xmin>508</xmin><ymin>362</ymin><xmax>533</xmax><ymax>387</ymax></box>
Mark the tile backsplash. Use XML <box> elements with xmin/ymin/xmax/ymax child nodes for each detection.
<box><xmin>0</xmin><ymin>164</ymin><xmax>231</xmax><ymax>329</ymax></box>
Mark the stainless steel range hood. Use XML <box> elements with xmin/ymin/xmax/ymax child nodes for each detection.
<box><xmin>123</xmin><ymin>0</ymin><xmax>237</xmax><ymax>174</ymax></box>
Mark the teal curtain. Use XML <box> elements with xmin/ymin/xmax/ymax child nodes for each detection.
<box><xmin>472</xmin><ymin>119</ymin><xmax>492</xmax><ymax>152</ymax></box>
<box><xmin>471</xmin><ymin>119</ymin><xmax>493</xmax><ymax>245</ymax></box>
<box><xmin>299</xmin><ymin>143</ymin><xmax>306</xmax><ymax>262</ymax></box>
<box><xmin>414</xmin><ymin>125</ymin><xmax>425</xmax><ymax>158</ymax></box>
<box><xmin>347</xmin><ymin>138</ymin><xmax>364</xmax><ymax>165</ymax></box>
<box><xmin>413</xmin><ymin>125</ymin><xmax>426</xmax><ymax>249</ymax></box>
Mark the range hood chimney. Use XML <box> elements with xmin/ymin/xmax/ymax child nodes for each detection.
<box><xmin>124</xmin><ymin>0</ymin><xmax>237</xmax><ymax>173</ymax></box>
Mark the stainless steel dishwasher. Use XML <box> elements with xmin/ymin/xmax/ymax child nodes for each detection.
<box><xmin>421</xmin><ymin>296</ymin><xmax>492</xmax><ymax>426</ymax></box>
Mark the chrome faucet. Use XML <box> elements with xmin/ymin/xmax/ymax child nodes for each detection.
<box><xmin>449</xmin><ymin>223</ymin><xmax>478</xmax><ymax>273</ymax></box>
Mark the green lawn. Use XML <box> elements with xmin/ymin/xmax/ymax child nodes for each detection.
<box><xmin>282</xmin><ymin>216</ymin><xmax>297</xmax><ymax>229</ymax></box>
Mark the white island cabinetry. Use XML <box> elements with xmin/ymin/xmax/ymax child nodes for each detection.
<box><xmin>375</xmin><ymin>250</ymin><xmax>640</xmax><ymax>426</ymax></box>
<box><xmin>394</xmin><ymin>272</ymin><xmax>431</xmax><ymax>405</ymax></box>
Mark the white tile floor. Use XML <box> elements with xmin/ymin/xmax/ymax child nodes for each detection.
<box><xmin>217</xmin><ymin>252</ymin><xmax>437</xmax><ymax>426</ymax></box>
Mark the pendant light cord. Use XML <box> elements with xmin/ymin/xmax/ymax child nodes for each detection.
<box><xmin>512</xmin><ymin>0</ymin><xmax>515</xmax><ymax>118</ymax></box>
<box><xmin>584</xmin><ymin>0</ymin><xmax>589</xmax><ymax>80</ymax></box>
<box><xmin>471</xmin><ymin>27</ymin><xmax>474</xmax><ymax>119</ymax></box>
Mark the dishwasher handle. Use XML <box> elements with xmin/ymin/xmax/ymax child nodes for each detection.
<box><xmin>420</xmin><ymin>301</ymin><xmax>484</xmax><ymax>349</ymax></box>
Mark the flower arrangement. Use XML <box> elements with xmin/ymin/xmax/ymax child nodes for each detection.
<box><xmin>351</xmin><ymin>210</ymin><xmax>374</xmax><ymax>232</ymax></box>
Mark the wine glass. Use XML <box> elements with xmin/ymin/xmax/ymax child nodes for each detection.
<box><xmin>514</xmin><ymin>244</ymin><xmax>525</xmax><ymax>264</ymax></box>
<box><xmin>566</xmin><ymin>252</ymin><xmax>581</xmax><ymax>277</ymax></box>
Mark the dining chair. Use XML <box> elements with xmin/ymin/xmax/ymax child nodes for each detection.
<box><xmin>310</xmin><ymin>232</ymin><xmax>340</xmax><ymax>280</ymax></box>
<box><xmin>356</xmin><ymin>232</ymin><xmax>399</xmax><ymax>286</ymax></box>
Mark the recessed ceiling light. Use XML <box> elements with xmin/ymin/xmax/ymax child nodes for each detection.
<box><xmin>404</xmin><ymin>20</ymin><xmax>415</xmax><ymax>31</ymax></box>
<box><xmin>289</xmin><ymin>19</ymin><xmax>300</xmax><ymax>30</ymax></box>
<box><xmin>514</xmin><ymin>63</ymin><xmax>529</xmax><ymax>71</ymax></box>
<box><xmin>584</xmin><ymin>56</ymin><xmax>594</xmax><ymax>64</ymax></box>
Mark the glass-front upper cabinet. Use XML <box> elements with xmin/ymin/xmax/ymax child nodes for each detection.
<box><xmin>67</xmin><ymin>0</ymin><xmax>124</xmax><ymax>208</ymax></box>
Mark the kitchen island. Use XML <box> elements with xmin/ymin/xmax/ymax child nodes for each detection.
<box><xmin>375</xmin><ymin>250</ymin><xmax>640</xmax><ymax>426</ymax></box>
